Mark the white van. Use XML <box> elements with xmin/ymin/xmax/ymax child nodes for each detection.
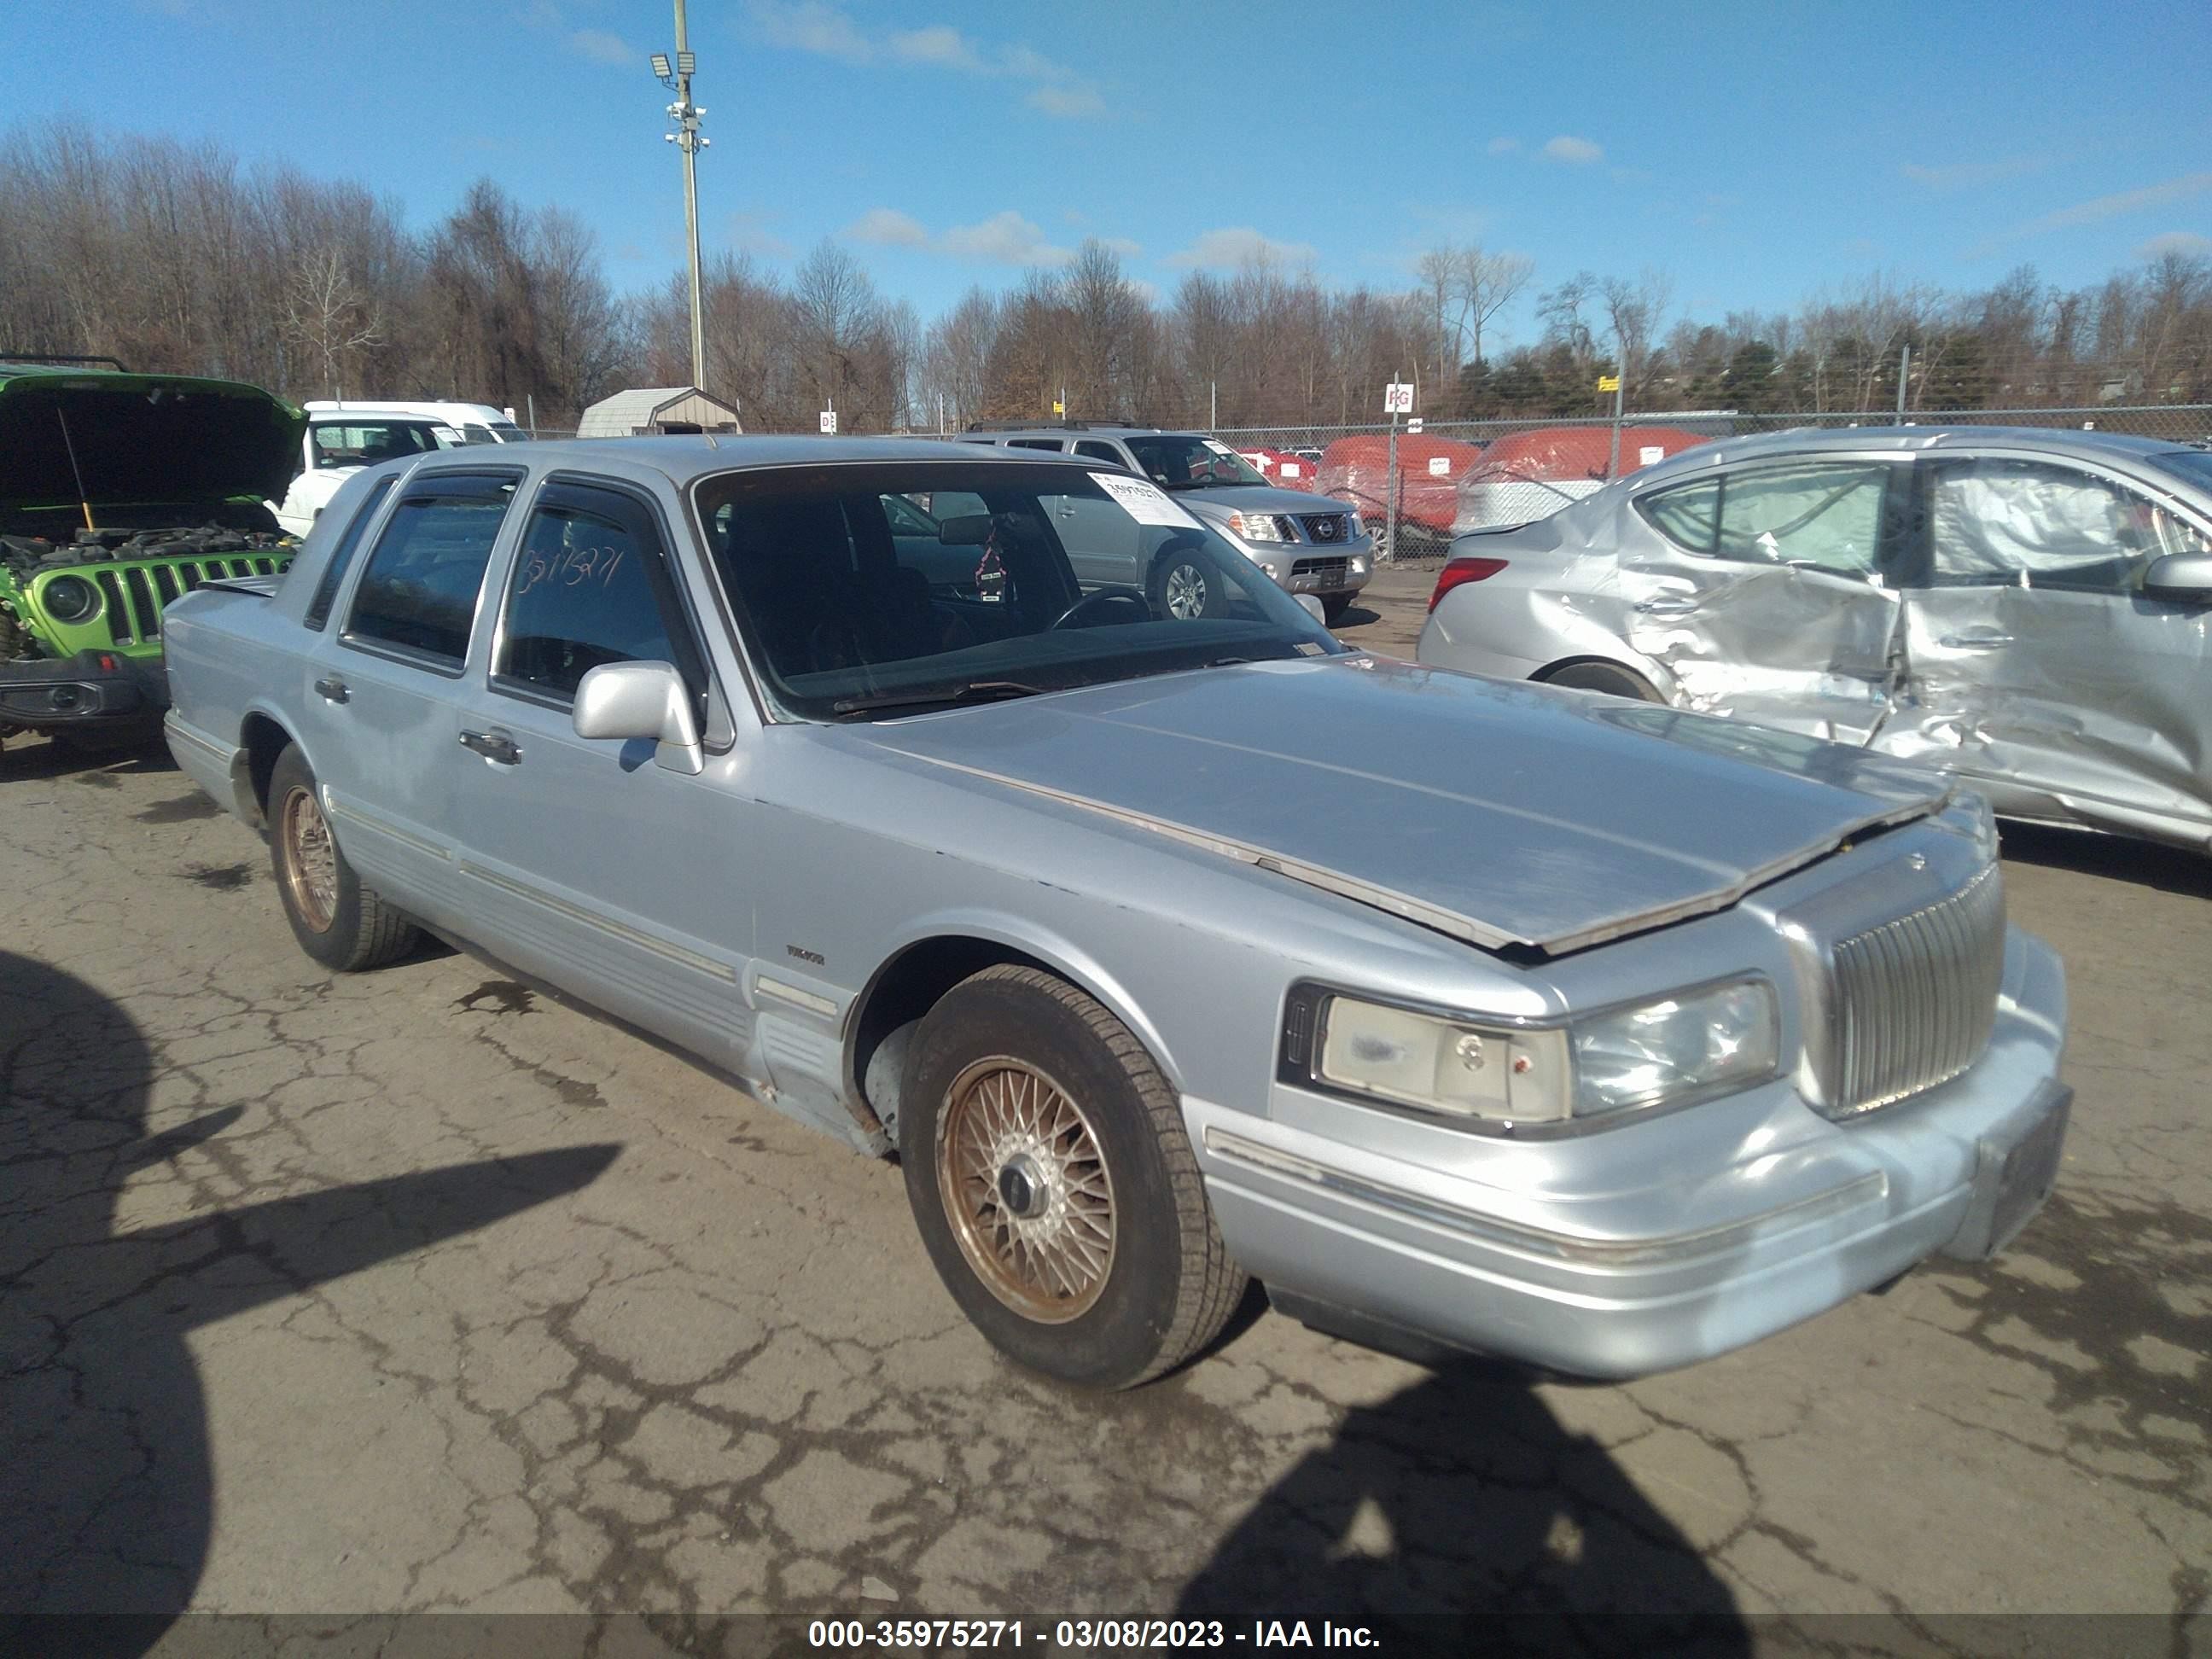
<box><xmin>301</xmin><ymin>400</ymin><xmax>527</xmax><ymax>445</ymax></box>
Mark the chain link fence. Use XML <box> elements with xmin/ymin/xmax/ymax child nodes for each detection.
<box><xmin>1205</xmin><ymin>405</ymin><xmax>2212</xmax><ymax>561</ymax></box>
<box><xmin>499</xmin><ymin>403</ymin><xmax>2212</xmax><ymax>562</ymax></box>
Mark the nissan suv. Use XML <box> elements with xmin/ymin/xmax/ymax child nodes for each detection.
<box><xmin>966</xmin><ymin>423</ymin><xmax>1373</xmax><ymax>621</ymax></box>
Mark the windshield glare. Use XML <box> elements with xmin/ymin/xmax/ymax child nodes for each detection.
<box><xmin>1125</xmin><ymin>435</ymin><xmax>1270</xmax><ymax>489</ymax></box>
<box><xmin>695</xmin><ymin>462</ymin><xmax>1345</xmax><ymax>719</ymax></box>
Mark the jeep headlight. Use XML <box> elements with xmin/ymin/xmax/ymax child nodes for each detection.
<box><xmin>1569</xmin><ymin>980</ymin><xmax>1778</xmax><ymax>1117</ymax></box>
<box><xmin>1289</xmin><ymin>979</ymin><xmax>1778</xmax><ymax>1129</ymax></box>
<box><xmin>41</xmin><ymin>574</ymin><xmax>101</xmax><ymax>624</ymax></box>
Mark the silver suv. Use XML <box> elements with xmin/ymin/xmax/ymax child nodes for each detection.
<box><xmin>966</xmin><ymin>423</ymin><xmax>1373</xmax><ymax>621</ymax></box>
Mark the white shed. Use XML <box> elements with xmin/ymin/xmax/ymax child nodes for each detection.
<box><xmin>576</xmin><ymin>387</ymin><xmax>742</xmax><ymax>438</ymax></box>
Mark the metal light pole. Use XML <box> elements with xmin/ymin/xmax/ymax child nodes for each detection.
<box><xmin>651</xmin><ymin>4</ymin><xmax>708</xmax><ymax>389</ymax></box>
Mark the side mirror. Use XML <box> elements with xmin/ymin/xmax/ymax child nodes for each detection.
<box><xmin>2144</xmin><ymin>552</ymin><xmax>2212</xmax><ymax>603</ymax></box>
<box><xmin>938</xmin><ymin>514</ymin><xmax>992</xmax><ymax>546</ymax></box>
<box><xmin>573</xmin><ymin>660</ymin><xmax>703</xmax><ymax>774</ymax></box>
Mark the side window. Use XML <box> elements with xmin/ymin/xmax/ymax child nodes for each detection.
<box><xmin>1929</xmin><ymin>458</ymin><xmax>2184</xmax><ymax>592</ymax></box>
<box><xmin>304</xmin><ymin>475</ymin><xmax>395</xmax><ymax>631</ymax></box>
<box><xmin>1636</xmin><ymin>478</ymin><xmax>1720</xmax><ymax>554</ymax></box>
<box><xmin>1009</xmin><ymin>439</ymin><xmax>1064</xmax><ymax>451</ymax></box>
<box><xmin>496</xmin><ymin>487</ymin><xmax>701</xmax><ymax>705</ymax></box>
<box><xmin>1075</xmin><ymin>441</ymin><xmax>1126</xmax><ymax>468</ymax></box>
<box><xmin>344</xmin><ymin>475</ymin><xmax>517</xmax><ymax>666</ymax></box>
<box><xmin>1714</xmin><ymin>463</ymin><xmax>1890</xmax><ymax>574</ymax></box>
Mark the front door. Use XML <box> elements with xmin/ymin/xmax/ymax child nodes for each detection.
<box><xmin>1888</xmin><ymin>452</ymin><xmax>2212</xmax><ymax>840</ymax></box>
<box><xmin>1618</xmin><ymin>456</ymin><xmax>1912</xmax><ymax>743</ymax></box>
<box><xmin>445</xmin><ymin>478</ymin><xmax>757</xmax><ymax>1068</ymax></box>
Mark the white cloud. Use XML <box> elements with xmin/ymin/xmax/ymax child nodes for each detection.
<box><xmin>1542</xmin><ymin>136</ymin><xmax>1604</xmax><ymax>164</ymax></box>
<box><xmin>845</xmin><ymin>207</ymin><xmax>931</xmax><ymax>247</ymax></box>
<box><xmin>1028</xmin><ymin>84</ymin><xmax>1107</xmax><ymax>119</ymax></box>
<box><xmin>888</xmin><ymin>24</ymin><xmax>985</xmax><ymax>71</ymax></box>
<box><xmin>1975</xmin><ymin>171</ymin><xmax>2212</xmax><ymax>255</ymax></box>
<box><xmin>941</xmin><ymin>211</ymin><xmax>1070</xmax><ymax>266</ymax></box>
<box><xmin>568</xmin><ymin>28</ymin><xmax>633</xmax><ymax>65</ymax></box>
<box><xmin>1900</xmin><ymin>156</ymin><xmax>2043</xmax><ymax>191</ymax></box>
<box><xmin>1100</xmin><ymin>236</ymin><xmax>1143</xmax><ymax>259</ymax></box>
<box><xmin>1126</xmin><ymin>277</ymin><xmax>1161</xmax><ymax>304</ymax></box>
<box><xmin>748</xmin><ymin>0</ymin><xmax>872</xmax><ymax>62</ymax></box>
<box><xmin>2137</xmin><ymin>230</ymin><xmax>2212</xmax><ymax>261</ymax></box>
<box><xmin>1486</xmin><ymin>137</ymin><xmax>1519</xmax><ymax>156</ymax></box>
<box><xmin>746</xmin><ymin>3</ymin><xmax>1104</xmax><ymax>118</ymax></box>
<box><xmin>1163</xmin><ymin>227</ymin><xmax>1320</xmax><ymax>271</ymax></box>
<box><xmin>726</xmin><ymin>212</ymin><xmax>794</xmax><ymax>259</ymax></box>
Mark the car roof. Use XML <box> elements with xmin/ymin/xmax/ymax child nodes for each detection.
<box><xmin>1631</xmin><ymin>422</ymin><xmax>2199</xmax><ymax>486</ymax></box>
<box><xmin>405</xmin><ymin>434</ymin><xmax>1117</xmax><ymax>487</ymax></box>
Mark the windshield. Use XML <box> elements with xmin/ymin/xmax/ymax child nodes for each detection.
<box><xmin>310</xmin><ymin>420</ymin><xmax>463</xmax><ymax>469</ymax></box>
<box><xmin>1124</xmin><ymin>435</ymin><xmax>1270</xmax><ymax>490</ymax></box>
<box><xmin>694</xmin><ymin>461</ymin><xmax>1346</xmax><ymax>719</ymax></box>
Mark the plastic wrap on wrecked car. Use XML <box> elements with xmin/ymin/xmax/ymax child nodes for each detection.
<box><xmin>1453</xmin><ymin>427</ymin><xmax>1710</xmax><ymax>536</ymax></box>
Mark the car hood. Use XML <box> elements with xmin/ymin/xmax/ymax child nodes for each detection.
<box><xmin>0</xmin><ymin>370</ymin><xmax>305</xmax><ymax>526</ymax></box>
<box><xmin>853</xmin><ymin>655</ymin><xmax>1953</xmax><ymax>955</ymax></box>
<box><xmin>1181</xmin><ymin>485</ymin><xmax>1352</xmax><ymax>518</ymax></box>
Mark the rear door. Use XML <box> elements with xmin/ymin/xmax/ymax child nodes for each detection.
<box><xmin>1888</xmin><ymin>451</ymin><xmax>2212</xmax><ymax>838</ymax></box>
<box><xmin>1619</xmin><ymin>456</ymin><xmax>1911</xmax><ymax>743</ymax></box>
<box><xmin>302</xmin><ymin>468</ymin><xmax>521</xmax><ymax>929</ymax></box>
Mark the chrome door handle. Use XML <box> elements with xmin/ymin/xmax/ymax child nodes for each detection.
<box><xmin>312</xmin><ymin>676</ymin><xmax>349</xmax><ymax>703</ymax></box>
<box><xmin>458</xmin><ymin>728</ymin><xmax>521</xmax><ymax>765</ymax></box>
<box><xmin>1938</xmin><ymin>633</ymin><xmax>2015</xmax><ymax>649</ymax></box>
<box><xmin>1633</xmin><ymin>598</ymin><xmax>1698</xmax><ymax>616</ymax></box>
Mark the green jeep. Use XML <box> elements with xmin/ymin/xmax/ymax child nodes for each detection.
<box><xmin>0</xmin><ymin>359</ymin><xmax>305</xmax><ymax>757</ymax></box>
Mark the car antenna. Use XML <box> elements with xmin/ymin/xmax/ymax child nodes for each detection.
<box><xmin>55</xmin><ymin>405</ymin><xmax>96</xmax><ymax>532</ymax></box>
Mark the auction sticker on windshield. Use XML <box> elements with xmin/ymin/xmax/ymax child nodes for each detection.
<box><xmin>1095</xmin><ymin>474</ymin><xmax>1203</xmax><ymax>527</ymax></box>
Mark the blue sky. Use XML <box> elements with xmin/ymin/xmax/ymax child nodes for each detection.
<box><xmin>13</xmin><ymin>0</ymin><xmax>2211</xmax><ymax>346</ymax></box>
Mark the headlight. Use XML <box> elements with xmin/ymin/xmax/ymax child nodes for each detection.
<box><xmin>1570</xmin><ymin>980</ymin><xmax>1778</xmax><ymax>1118</ymax></box>
<box><xmin>1309</xmin><ymin>994</ymin><xmax>1570</xmax><ymax>1124</ymax></box>
<box><xmin>41</xmin><ymin>574</ymin><xmax>101</xmax><ymax>624</ymax></box>
<box><xmin>1289</xmin><ymin>978</ymin><xmax>1778</xmax><ymax>1130</ymax></box>
<box><xmin>1226</xmin><ymin>509</ymin><xmax>1284</xmax><ymax>543</ymax></box>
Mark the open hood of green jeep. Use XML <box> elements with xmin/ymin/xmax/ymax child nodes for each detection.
<box><xmin>0</xmin><ymin>369</ymin><xmax>306</xmax><ymax>525</ymax></box>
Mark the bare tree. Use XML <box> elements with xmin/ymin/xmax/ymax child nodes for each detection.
<box><xmin>1452</xmin><ymin>247</ymin><xmax>1534</xmax><ymax>367</ymax></box>
<box><xmin>281</xmin><ymin>245</ymin><xmax>384</xmax><ymax>399</ymax></box>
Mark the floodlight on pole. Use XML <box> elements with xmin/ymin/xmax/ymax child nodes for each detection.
<box><xmin>652</xmin><ymin>1</ymin><xmax>707</xmax><ymax>390</ymax></box>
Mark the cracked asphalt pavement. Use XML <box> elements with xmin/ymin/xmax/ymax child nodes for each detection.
<box><xmin>2</xmin><ymin>586</ymin><xmax>2207</xmax><ymax>1646</ymax></box>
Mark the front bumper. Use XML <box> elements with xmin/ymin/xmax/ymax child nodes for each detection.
<box><xmin>1189</xmin><ymin>928</ymin><xmax>2069</xmax><ymax>1380</ymax></box>
<box><xmin>0</xmin><ymin>649</ymin><xmax>167</xmax><ymax>732</ymax></box>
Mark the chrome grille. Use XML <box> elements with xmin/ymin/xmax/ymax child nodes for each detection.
<box><xmin>1829</xmin><ymin>862</ymin><xmax>2005</xmax><ymax>1115</ymax></box>
<box><xmin>1298</xmin><ymin>512</ymin><xmax>1353</xmax><ymax>543</ymax></box>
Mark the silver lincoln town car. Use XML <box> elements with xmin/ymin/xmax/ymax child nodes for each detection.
<box><xmin>160</xmin><ymin>436</ymin><xmax>2070</xmax><ymax>1390</ymax></box>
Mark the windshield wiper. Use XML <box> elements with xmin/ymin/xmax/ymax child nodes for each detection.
<box><xmin>830</xmin><ymin>679</ymin><xmax>1050</xmax><ymax>717</ymax></box>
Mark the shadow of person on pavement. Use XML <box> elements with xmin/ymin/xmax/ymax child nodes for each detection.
<box><xmin>0</xmin><ymin>951</ymin><xmax>620</xmax><ymax>1649</ymax></box>
<box><xmin>1176</xmin><ymin>1359</ymin><xmax>1749</xmax><ymax>1656</ymax></box>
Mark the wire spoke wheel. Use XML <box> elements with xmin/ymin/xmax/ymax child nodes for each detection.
<box><xmin>936</xmin><ymin>1057</ymin><xmax>1118</xmax><ymax>1324</ymax></box>
<box><xmin>1163</xmin><ymin>563</ymin><xmax>1208</xmax><ymax>620</ymax></box>
<box><xmin>279</xmin><ymin>783</ymin><xmax>338</xmax><ymax>934</ymax></box>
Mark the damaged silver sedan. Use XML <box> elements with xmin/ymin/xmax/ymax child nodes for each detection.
<box><xmin>1418</xmin><ymin>427</ymin><xmax>2212</xmax><ymax>851</ymax></box>
<box><xmin>161</xmin><ymin>438</ymin><xmax>2069</xmax><ymax>1390</ymax></box>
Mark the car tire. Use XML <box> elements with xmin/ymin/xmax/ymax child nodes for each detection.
<box><xmin>1541</xmin><ymin>661</ymin><xmax>1664</xmax><ymax>701</ymax></box>
<box><xmin>1321</xmin><ymin>594</ymin><xmax>1355</xmax><ymax>625</ymax></box>
<box><xmin>900</xmin><ymin>963</ymin><xmax>1247</xmax><ymax>1389</ymax></box>
<box><xmin>266</xmin><ymin>743</ymin><xmax>420</xmax><ymax>972</ymax></box>
<box><xmin>1149</xmin><ymin>548</ymin><xmax>1226</xmax><ymax>620</ymax></box>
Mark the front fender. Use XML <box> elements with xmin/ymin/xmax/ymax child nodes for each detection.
<box><xmin>847</xmin><ymin>906</ymin><xmax>1189</xmax><ymax>1097</ymax></box>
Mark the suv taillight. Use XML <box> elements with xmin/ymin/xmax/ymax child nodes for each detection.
<box><xmin>1428</xmin><ymin>557</ymin><xmax>1509</xmax><ymax>611</ymax></box>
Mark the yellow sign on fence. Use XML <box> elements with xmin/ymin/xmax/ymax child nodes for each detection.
<box><xmin>1597</xmin><ymin>375</ymin><xmax>1621</xmax><ymax>393</ymax></box>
